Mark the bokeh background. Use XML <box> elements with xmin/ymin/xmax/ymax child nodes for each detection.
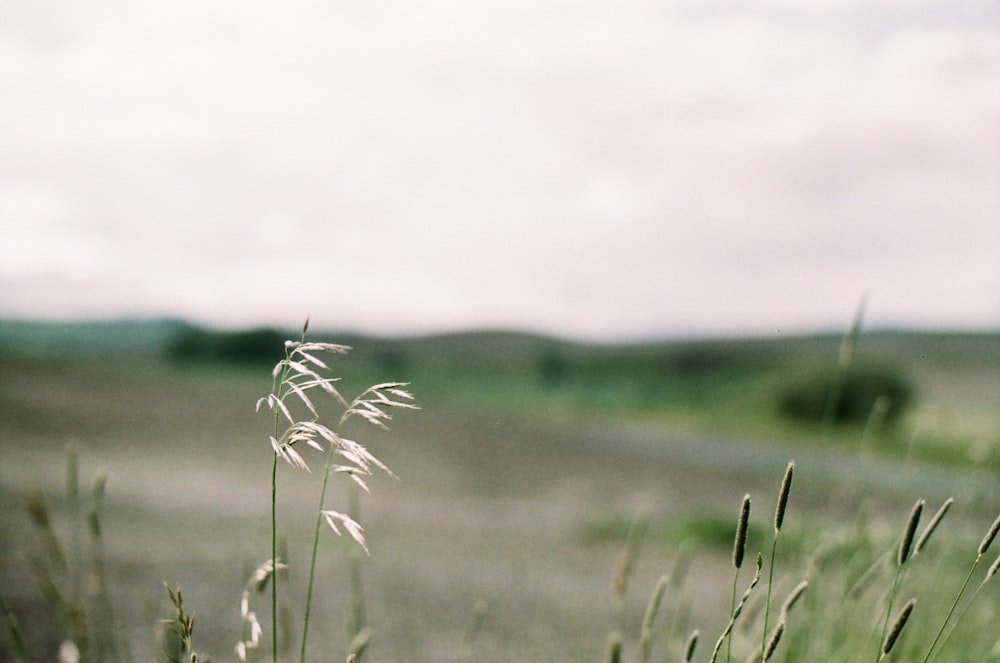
<box><xmin>2</xmin><ymin>2</ymin><xmax>999</xmax><ymax>662</ymax></box>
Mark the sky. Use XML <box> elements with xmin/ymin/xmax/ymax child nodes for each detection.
<box><xmin>1</xmin><ymin>0</ymin><xmax>998</xmax><ymax>341</ymax></box>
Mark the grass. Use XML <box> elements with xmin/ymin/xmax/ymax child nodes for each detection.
<box><xmin>2</xmin><ymin>324</ymin><xmax>1000</xmax><ymax>661</ymax></box>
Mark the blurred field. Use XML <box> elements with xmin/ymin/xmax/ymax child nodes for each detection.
<box><xmin>1</xmin><ymin>323</ymin><xmax>999</xmax><ymax>661</ymax></box>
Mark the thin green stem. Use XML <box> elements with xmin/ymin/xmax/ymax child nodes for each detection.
<box><xmin>300</xmin><ymin>445</ymin><xmax>337</xmax><ymax>663</ymax></box>
<box><xmin>727</xmin><ymin>573</ymin><xmax>738</xmax><ymax>663</ymax></box>
<box><xmin>270</xmin><ymin>450</ymin><xmax>278</xmax><ymax>663</ymax></box>
<box><xmin>269</xmin><ymin>341</ymin><xmax>297</xmax><ymax>663</ymax></box>
<box><xmin>920</xmin><ymin>557</ymin><xmax>981</xmax><ymax>663</ymax></box>
<box><xmin>761</xmin><ymin>537</ymin><xmax>779</xmax><ymax>660</ymax></box>
<box><xmin>877</xmin><ymin>568</ymin><xmax>903</xmax><ymax>663</ymax></box>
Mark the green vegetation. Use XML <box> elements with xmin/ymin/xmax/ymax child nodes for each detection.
<box><xmin>1</xmin><ymin>319</ymin><xmax>999</xmax><ymax>661</ymax></box>
<box><xmin>778</xmin><ymin>363</ymin><xmax>913</xmax><ymax>426</ymax></box>
<box><xmin>169</xmin><ymin>326</ymin><xmax>288</xmax><ymax>366</ymax></box>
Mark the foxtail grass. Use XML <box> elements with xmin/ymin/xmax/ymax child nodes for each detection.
<box><xmin>18</xmin><ymin>448</ymin><xmax>123</xmax><ymax>663</ymax></box>
<box><xmin>760</xmin><ymin>460</ymin><xmax>793</xmax><ymax>661</ymax></box>
<box><xmin>879</xmin><ymin>598</ymin><xmax>915</xmax><ymax>662</ymax></box>
<box><xmin>822</xmin><ymin>298</ymin><xmax>865</xmax><ymax>438</ymax></box>
<box><xmin>876</xmin><ymin>498</ymin><xmax>923</xmax><ymax>660</ymax></box>
<box><xmin>683</xmin><ymin>629</ymin><xmax>699</xmax><ymax>662</ymax></box>
<box><xmin>920</xmin><ymin>509</ymin><xmax>1000</xmax><ymax>663</ymax></box>
<box><xmin>610</xmin><ymin>512</ymin><xmax>649</xmax><ymax>635</ymax></box>
<box><xmin>603</xmin><ymin>630</ymin><xmax>623</xmax><ymax>663</ymax></box>
<box><xmin>637</xmin><ymin>573</ymin><xmax>670</xmax><ymax>663</ymax></box>
<box><xmin>728</xmin><ymin>494</ymin><xmax>751</xmax><ymax>663</ymax></box>
<box><xmin>710</xmin><ymin>553</ymin><xmax>762</xmax><ymax>663</ymax></box>
<box><xmin>914</xmin><ymin>497</ymin><xmax>954</xmax><ymax>556</ymax></box>
<box><xmin>762</xmin><ymin>619</ymin><xmax>784</xmax><ymax>662</ymax></box>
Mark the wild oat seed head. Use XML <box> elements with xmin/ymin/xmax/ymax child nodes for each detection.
<box><xmin>898</xmin><ymin>498</ymin><xmax>924</xmax><ymax>567</ymax></box>
<box><xmin>322</xmin><ymin>509</ymin><xmax>369</xmax><ymax>554</ymax></box>
<box><xmin>978</xmin><ymin>511</ymin><xmax>1000</xmax><ymax>557</ymax></box>
<box><xmin>734</xmin><ymin>493</ymin><xmax>751</xmax><ymax>569</ymax></box>
<box><xmin>774</xmin><ymin>461</ymin><xmax>794</xmax><ymax>534</ymax></box>
<box><xmin>915</xmin><ymin>497</ymin><xmax>953</xmax><ymax>554</ymax></box>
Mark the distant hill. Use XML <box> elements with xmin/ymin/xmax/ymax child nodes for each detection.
<box><xmin>1</xmin><ymin>317</ymin><xmax>996</xmax><ymax>368</ymax></box>
<box><xmin>1</xmin><ymin>317</ymin><xmax>997</xmax><ymax>441</ymax></box>
<box><xmin>0</xmin><ymin>318</ymin><xmax>195</xmax><ymax>358</ymax></box>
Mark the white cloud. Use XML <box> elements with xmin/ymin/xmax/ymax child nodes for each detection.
<box><xmin>0</xmin><ymin>0</ymin><xmax>997</xmax><ymax>337</ymax></box>
<box><xmin>0</xmin><ymin>180</ymin><xmax>103</xmax><ymax>282</ymax></box>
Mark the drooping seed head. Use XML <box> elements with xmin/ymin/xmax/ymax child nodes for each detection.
<box><xmin>915</xmin><ymin>497</ymin><xmax>953</xmax><ymax>555</ymax></box>
<box><xmin>898</xmin><ymin>499</ymin><xmax>924</xmax><ymax>566</ymax></box>
<box><xmin>881</xmin><ymin>598</ymin><xmax>916</xmax><ymax>656</ymax></box>
<box><xmin>774</xmin><ymin>461</ymin><xmax>794</xmax><ymax>534</ymax></box>
<box><xmin>978</xmin><ymin>511</ymin><xmax>1000</xmax><ymax>558</ymax></box>
<box><xmin>733</xmin><ymin>494</ymin><xmax>751</xmax><ymax>569</ymax></box>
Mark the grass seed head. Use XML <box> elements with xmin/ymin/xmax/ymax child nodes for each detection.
<box><xmin>763</xmin><ymin>620</ymin><xmax>785</xmax><ymax>662</ymax></box>
<box><xmin>978</xmin><ymin>511</ymin><xmax>1000</xmax><ymax>558</ymax></box>
<box><xmin>915</xmin><ymin>497</ymin><xmax>953</xmax><ymax>555</ymax></box>
<box><xmin>684</xmin><ymin>629</ymin><xmax>700</xmax><ymax>662</ymax></box>
<box><xmin>780</xmin><ymin>580</ymin><xmax>809</xmax><ymax>617</ymax></box>
<box><xmin>734</xmin><ymin>493</ymin><xmax>751</xmax><ymax>569</ymax></box>
<box><xmin>881</xmin><ymin>598</ymin><xmax>916</xmax><ymax>657</ymax></box>
<box><xmin>986</xmin><ymin>554</ymin><xmax>1000</xmax><ymax>582</ymax></box>
<box><xmin>898</xmin><ymin>499</ymin><xmax>924</xmax><ymax>567</ymax></box>
<box><xmin>774</xmin><ymin>461</ymin><xmax>794</xmax><ymax>534</ymax></box>
<box><xmin>604</xmin><ymin>631</ymin><xmax>623</xmax><ymax>663</ymax></box>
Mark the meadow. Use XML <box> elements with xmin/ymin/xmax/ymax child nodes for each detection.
<box><xmin>1</xmin><ymin>321</ymin><xmax>999</xmax><ymax>662</ymax></box>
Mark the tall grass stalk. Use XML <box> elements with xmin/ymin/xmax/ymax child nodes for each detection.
<box><xmin>931</xmin><ymin>553</ymin><xmax>1000</xmax><ymax>658</ymax></box>
<box><xmin>256</xmin><ymin>320</ymin><xmax>416</xmax><ymax>663</ymax></box>
<box><xmin>920</xmin><ymin>510</ymin><xmax>1000</xmax><ymax>663</ymax></box>
<box><xmin>914</xmin><ymin>498</ymin><xmax>954</xmax><ymax>556</ymax></box>
<box><xmin>637</xmin><ymin>573</ymin><xmax>669</xmax><ymax>663</ymax></box>
<box><xmin>728</xmin><ymin>494</ymin><xmax>750</xmax><ymax>663</ymax></box>
<box><xmin>0</xmin><ymin>592</ymin><xmax>27</xmax><ymax>663</ymax></box>
<box><xmin>710</xmin><ymin>553</ymin><xmax>762</xmax><ymax>663</ymax></box>
<box><xmin>345</xmin><ymin>484</ymin><xmax>367</xmax><ymax>652</ymax></box>
<box><xmin>879</xmin><ymin>598</ymin><xmax>916</xmax><ymax>662</ymax></box>
<box><xmin>760</xmin><ymin>461</ymin><xmax>793</xmax><ymax>661</ymax></box>
<box><xmin>822</xmin><ymin>299</ymin><xmax>865</xmax><ymax>438</ymax></box>
<box><xmin>876</xmin><ymin>499</ymin><xmax>923</xmax><ymax>661</ymax></box>
<box><xmin>611</xmin><ymin>512</ymin><xmax>649</xmax><ymax>633</ymax></box>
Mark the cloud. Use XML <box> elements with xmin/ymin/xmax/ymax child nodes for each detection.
<box><xmin>0</xmin><ymin>0</ymin><xmax>997</xmax><ymax>337</ymax></box>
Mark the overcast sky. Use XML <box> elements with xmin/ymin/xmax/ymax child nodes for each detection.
<box><xmin>1</xmin><ymin>1</ymin><xmax>998</xmax><ymax>340</ymax></box>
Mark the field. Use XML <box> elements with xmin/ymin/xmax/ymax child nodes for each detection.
<box><xmin>1</xmin><ymin>322</ymin><xmax>999</xmax><ymax>662</ymax></box>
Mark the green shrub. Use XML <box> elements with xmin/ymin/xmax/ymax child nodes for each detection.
<box><xmin>778</xmin><ymin>362</ymin><xmax>914</xmax><ymax>426</ymax></box>
<box><xmin>167</xmin><ymin>325</ymin><xmax>286</xmax><ymax>365</ymax></box>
